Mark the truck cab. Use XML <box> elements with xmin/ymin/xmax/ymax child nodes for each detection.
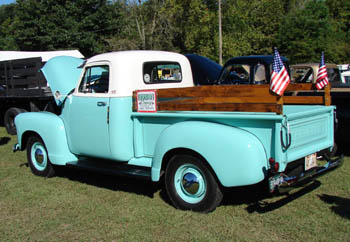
<box><xmin>59</xmin><ymin>51</ymin><xmax>193</xmax><ymax>161</ymax></box>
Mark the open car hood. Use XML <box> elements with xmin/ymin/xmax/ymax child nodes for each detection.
<box><xmin>41</xmin><ymin>56</ymin><xmax>84</xmax><ymax>106</ymax></box>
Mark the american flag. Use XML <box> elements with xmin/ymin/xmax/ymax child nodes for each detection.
<box><xmin>315</xmin><ymin>52</ymin><xmax>329</xmax><ymax>90</ymax></box>
<box><xmin>270</xmin><ymin>48</ymin><xmax>290</xmax><ymax>96</ymax></box>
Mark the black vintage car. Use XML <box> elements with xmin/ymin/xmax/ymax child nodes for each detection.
<box><xmin>217</xmin><ymin>55</ymin><xmax>290</xmax><ymax>85</ymax></box>
<box><xmin>185</xmin><ymin>54</ymin><xmax>222</xmax><ymax>86</ymax></box>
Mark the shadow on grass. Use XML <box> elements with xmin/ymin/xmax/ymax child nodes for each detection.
<box><xmin>335</xmin><ymin>118</ymin><xmax>350</xmax><ymax>156</ymax></box>
<box><xmin>221</xmin><ymin>180</ymin><xmax>322</xmax><ymax>213</ymax></box>
<box><xmin>318</xmin><ymin>194</ymin><xmax>350</xmax><ymax>219</ymax></box>
<box><xmin>19</xmin><ymin>162</ymin><xmax>28</xmax><ymax>167</ymax></box>
<box><xmin>0</xmin><ymin>137</ymin><xmax>11</xmax><ymax>145</ymax></box>
<box><xmin>54</xmin><ymin>166</ymin><xmax>163</xmax><ymax>199</ymax></box>
<box><xmin>52</xmin><ymin>166</ymin><xmax>325</xmax><ymax>211</ymax></box>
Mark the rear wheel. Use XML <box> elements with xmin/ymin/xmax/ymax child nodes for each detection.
<box><xmin>4</xmin><ymin>107</ymin><xmax>27</xmax><ymax>135</ymax></box>
<box><xmin>165</xmin><ymin>154</ymin><xmax>223</xmax><ymax>213</ymax></box>
<box><xmin>27</xmin><ymin>136</ymin><xmax>55</xmax><ymax>177</ymax></box>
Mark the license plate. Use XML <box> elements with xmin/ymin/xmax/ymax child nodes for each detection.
<box><xmin>305</xmin><ymin>153</ymin><xmax>317</xmax><ymax>171</ymax></box>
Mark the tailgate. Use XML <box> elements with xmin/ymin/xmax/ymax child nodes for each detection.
<box><xmin>282</xmin><ymin>105</ymin><xmax>334</xmax><ymax>162</ymax></box>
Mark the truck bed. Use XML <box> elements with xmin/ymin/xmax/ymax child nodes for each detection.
<box><xmin>132</xmin><ymin>104</ymin><xmax>334</xmax><ymax>173</ymax></box>
<box><xmin>132</xmin><ymin>84</ymin><xmax>334</xmax><ymax>173</ymax></box>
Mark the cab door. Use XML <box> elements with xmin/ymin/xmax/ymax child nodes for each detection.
<box><xmin>67</xmin><ymin>64</ymin><xmax>112</xmax><ymax>159</ymax></box>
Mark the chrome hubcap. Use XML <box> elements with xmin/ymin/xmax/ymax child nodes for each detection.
<box><xmin>31</xmin><ymin>142</ymin><xmax>47</xmax><ymax>171</ymax></box>
<box><xmin>182</xmin><ymin>172</ymin><xmax>200</xmax><ymax>195</ymax></box>
<box><xmin>174</xmin><ymin>164</ymin><xmax>207</xmax><ymax>204</ymax></box>
<box><xmin>34</xmin><ymin>149</ymin><xmax>44</xmax><ymax>165</ymax></box>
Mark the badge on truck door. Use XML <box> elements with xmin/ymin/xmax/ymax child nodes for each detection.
<box><xmin>136</xmin><ymin>90</ymin><xmax>157</xmax><ymax>112</ymax></box>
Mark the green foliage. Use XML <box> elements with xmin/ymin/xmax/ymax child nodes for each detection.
<box><xmin>108</xmin><ymin>0</ymin><xmax>178</xmax><ymax>52</ymax></box>
<box><xmin>167</xmin><ymin>0</ymin><xmax>218</xmax><ymax>60</ymax></box>
<box><xmin>0</xmin><ymin>0</ymin><xmax>349</xmax><ymax>63</ymax></box>
<box><xmin>277</xmin><ymin>0</ymin><xmax>334</xmax><ymax>63</ymax></box>
<box><xmin>1</xmin><ymin>0</ymin><xmax>124</xmax><ymax>56</ymax></box>
<box><xmin>220</xmin><ymin>0</ymin><xmax>286</xmax><ymax>62</ymax></box>
<box><xmin>326</xmin><ymin>0</ymin><xmax>350</xmax><ymax>63</ymax></box>
<box><xmin>0</xmin><ymin>3</ymin><xmax>18</xmax><ymax>50</ymax></box>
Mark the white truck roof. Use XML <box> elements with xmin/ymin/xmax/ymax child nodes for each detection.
<box><xmin>82</xmin><ymin>50</ymin><xmax>194</xmax><ymax>97</ymax></box>
<box><xmin>0</xmin><ymin>50</ymin><xmax>84</xmax><ymax>62</ymax></box>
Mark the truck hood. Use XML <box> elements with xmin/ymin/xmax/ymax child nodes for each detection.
<box><xmin>41</xmin><ymin>56</ymin><xmax>84</xmax><ymax>106</ymax></box>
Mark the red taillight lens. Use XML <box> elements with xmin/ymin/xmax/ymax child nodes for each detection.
<box><xmin>269</xmin><ymin>158</ymin><xmax>279</xmax><ymax>172</ymax></box>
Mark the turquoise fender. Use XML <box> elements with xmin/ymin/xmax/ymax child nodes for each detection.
<box><xmin>151</xmin><ymin>121</ymin><xmax>268</xmax><ymax>187</ymax></box>
<box><xmin>15</xmin><ymin>112</ymin><xmax>78</xmax><ymax>165</ymax></box>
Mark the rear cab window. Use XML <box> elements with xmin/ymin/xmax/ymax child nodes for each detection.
<box><xmin>143</xmin><ymin>62</ymin><xmax>182</xmax><ymax>84</ymax></box>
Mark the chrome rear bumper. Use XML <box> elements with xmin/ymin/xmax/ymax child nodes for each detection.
<box><xmin>269</xmin><ymin>155</ymin><xmax>344</xmax><ymax>193</ymax></box>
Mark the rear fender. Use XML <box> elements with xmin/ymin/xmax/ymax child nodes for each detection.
<box><xmin>151</xmin><ymin>121</ymin><xmax>268</xmax><ymax>187</ymax></box>
<box><xmin>15</xmin><ymin>112</ymin><xmax>78</xmax><ymax>165</ymax></box>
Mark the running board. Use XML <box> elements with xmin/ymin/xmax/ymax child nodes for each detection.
<box><xmin>66</xmin><ymin>159</ymin><xmax>152</xmax><ymax>180</ymax></box>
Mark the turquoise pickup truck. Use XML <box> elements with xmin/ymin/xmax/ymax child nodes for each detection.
<box><xmin>13</xmin><ymin>51</ymin><xmax>342</xmax><ymax>212</ymax></box>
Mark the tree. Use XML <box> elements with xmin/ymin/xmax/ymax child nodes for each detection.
<box><xmin>1</xmin><ymin>0</ymin><xmax>349</xmax><ymax>64</ymax></box>
<box><xmin>160</xmin><ymin>0</ymin><xmax>218</xmax><ymax>60</ymax></box>
<box><xmin>219</xmin><ymin>0</ymin><xmax>286</xmax><ymax>62</ymax></box>
<box><xmin>326</xmin><ymin>0</ymin><xmax>350</xmax><ymax>63</ymax></box>
<box><xmin>108</xmin><ymin>0</ymin><xmax>178</xmax><ymax>52</ymax></box>
<box><xmin>276</xmin><ymin>0</ymin><xmax>334</xmax><ymax>63</ymax></box>
<box><xmin>5</xmin><ymin>0</ymin><xmax>124</xmax><ymax>56</ymax></box>
<box><xmin>0</xmin><ymin>3</ymin><xmax>18</xmax><ymax>50</ymax></box>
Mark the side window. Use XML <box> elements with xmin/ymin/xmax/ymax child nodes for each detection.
<box><xmin>219</xmin><ymin>64</ymin><xmax>250</xmax><ymax>84</ymax></box>
<box><xmin>291</xmin><ymin>67</ymin><xmax>313</xmax><ymax>83</ymax></box>
<box><xmin>345</xmin><ymin>75</ymin><xmax>350</xmax><ymax>83</ymax></box>
<box><xmin>254</xmin><ymin>64</ymin><xmax>266</xmax><ymax>84</ymax></box>
<box><xmin>327</xmin><ymin>68</ymin><xmax>341</xmax><ymax>83</ymax></box>
<box><xmin>78</xmin><ymin>65</ymin><xmax>109</xmax><ymax>93</ymax></box>
<box><xmin>143</xmin><ymin>62</ymin><xmax>182</xmax><ymax>84</ymax></box>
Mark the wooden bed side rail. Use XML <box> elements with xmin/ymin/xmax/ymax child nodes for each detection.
<box><xmin>284</xmin><ymin>83</ymin><xmax>331</xmax><ymax>106</ymax></box>
<box><xmin>132</xmin><ymin>83</ymin><xmax>331</xmax><ymax>114</ymax></box>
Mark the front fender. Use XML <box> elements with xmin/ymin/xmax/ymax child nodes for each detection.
<box><xmin>15</xmin><ymin>112</ymin><xmax>78</xmax><ymax>165</ymax></box>
<box><xmin>152</xmin><ymin>121</ymin><xmax>268</xmax><ymax>187</ymax></box>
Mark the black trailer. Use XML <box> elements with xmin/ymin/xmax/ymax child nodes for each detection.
<box><xmin>0</xmin><ymin>57</ymin><xmax>57</xmax><ymax>134</ymax></box>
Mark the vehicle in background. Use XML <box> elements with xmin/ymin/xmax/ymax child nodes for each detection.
<box><xmin>185</xmin><ymin>54</ymin><xmax>222</xmax><ymax>85</ymax></box>
<box><xmin>290</xmin><ymin>63</ymin><xmax>344</xmax><ymax>87</ymax></box>
<box><xmin>216</xmin><ymin>55</ymin><xmax>289</xmax><ymax>85</ymax></box>
<box><xmin>0</xmin><ymin>50</ymin><xmax>84</xmax><ymax>134</ymax></box>
<box><xmin>337</xmin><ymin>64</ymin><xmax>350</xmax><ymax>84</ymax></box>
<box><xmin>341</xmin><ymin>71</ymin><xmax>350</xmax><ymax>83</ymax></box>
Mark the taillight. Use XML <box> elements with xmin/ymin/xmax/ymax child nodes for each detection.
<box><xmin>269</xmin><ymin>158</ymin><xmax>280</xmax><ymax>173</ymax></box>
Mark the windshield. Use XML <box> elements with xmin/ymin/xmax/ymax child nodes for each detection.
<box><xmin>218</xmin><ymin>63</ymin><xmax>269</xmax><ymax>84</ymax></box>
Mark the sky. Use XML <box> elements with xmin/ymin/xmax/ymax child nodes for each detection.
<box><xmin>0</xmin><ymin>0</ymin><xmax>15</xmax><ymax>5</ymax></box>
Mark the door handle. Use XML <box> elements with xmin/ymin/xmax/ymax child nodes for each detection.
<box><xmin>97</xmin><ymin>102</ymin><xmax>106</xmax><ymax>107</ymax></box>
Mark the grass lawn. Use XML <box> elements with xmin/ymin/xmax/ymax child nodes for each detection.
<box><xmin>0</xmin><ymin>127</ymin><xmax>349</xmax><ymax>241</ymax></box>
